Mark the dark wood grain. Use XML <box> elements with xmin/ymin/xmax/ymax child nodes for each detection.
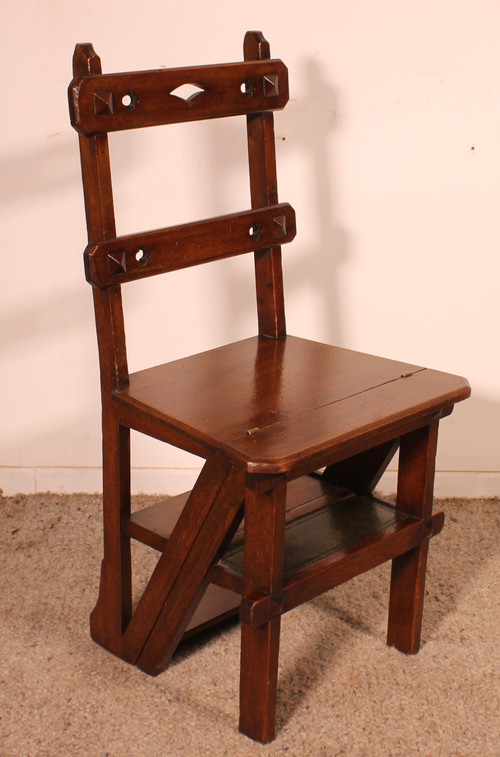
<box><xmin>69</xmin><ymin>32</ymin><xmax>470</xmax><ymax>744</ymax></box>
<box><xmin>245</xmin><ymin>30</ymin><xmax>286</xmax><ymax>338</ymax></box>
<box><xmin>239</xmin><ymin>481</ymin><xmax>287</xmax><ymax>743</ymax></box>
<box><xmin>238</xmin><ymin>511</ymin><xmax>444</xmax><ymax>621</ymax></box>
<box><xmin>84</xmin><ymin>203</ymin><xmax>296</xmax><ymax>288</ymax></box>
<box><xmin>113</xmin><ymin>335</ymin><xmax>470</xmax><ymax>474</ymax></box>
<box><xmin>69</xmin><ymin>59</ymin><xmax>289</xmax><ymax>135</ymax></box>
<box><xmin>73</xmin><ymin>45</ymin><xmax>132</xmax><ymax>657</ymax></box>
<box><xmin>387</xmin><ymin>421</ymin><xmax>440</xmax><ymax>653</ymax></box>
<box><xmin>122</xmin><ymin>454</ymin><xmax>244</xmax><ymax>672</ymax></box>
<box><xmin>126</xmin><ymin>474</ymin><xmax>351</xmax><ymax>552</ymax></box>
<box><xmin>89</xmin><ymin>416</ymin><xmax>132</xmax><ymax>655</ymax></box>
<box><xmin>322</xmin><ymin>438</ymin><xmax>400</xmax><ymax>493</ymax></box>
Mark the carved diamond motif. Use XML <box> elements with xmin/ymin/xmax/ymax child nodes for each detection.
<box><xmin>263</xmin><ymin>74</ymin><xmax>279</xmax><ymax>97</ymax></box>
<box><xmin>272</xmin><ymin>215</ymin><xmax>287</xmax><ymax>238</ymax></box>
<box><xmin>93</xmin><ymin>91</ymin><xmax>114</xmax><ymax>116</ymax></box>
<box><xmin>107</xmin><ymin>251</ymin><xmax>127</xmax><ymax>276</ymax></box>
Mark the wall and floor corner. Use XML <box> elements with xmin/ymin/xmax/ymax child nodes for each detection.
<box><xmin>2</xmin><ymin>1</ymin><xmax>499</xmax><ymax>498</ymax></box>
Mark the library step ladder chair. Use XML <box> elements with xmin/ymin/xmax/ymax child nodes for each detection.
<box><xmin>68</xmin><ymin>31</ymin><xmax>470</xmax><ymax>743</ymax></box>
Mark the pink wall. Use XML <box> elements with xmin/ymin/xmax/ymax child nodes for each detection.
<box><xmin>2</xmin><ymin>1</ymin><xmax>498</xmax><ymax>495</ymax></box>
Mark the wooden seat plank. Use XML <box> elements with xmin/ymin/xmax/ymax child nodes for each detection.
<box><xmin>114</xmin><ymin>335</ymin><xmax>470</xmax><ymax>473</ymax></box>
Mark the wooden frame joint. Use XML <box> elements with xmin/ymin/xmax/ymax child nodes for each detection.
<box><xmin>240</xmin><ymin>592</ymin><xmax>283</xmax><ymax>627</ymax></box>
<box><xmin>426</xmin><ymin>510</ymin><xmax>445</xmax><ymax>539</ymax></box>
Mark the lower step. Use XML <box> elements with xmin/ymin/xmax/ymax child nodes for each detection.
<box><xmin>126</xmin><ymin>475</ymin><xmax>429</xmax><ymax>638</ymax></box>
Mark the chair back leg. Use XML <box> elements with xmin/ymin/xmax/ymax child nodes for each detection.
<box><xmin>387</xmin><ymin>421</ymin><xmax>439</xmax><ymax>653</ymax></box>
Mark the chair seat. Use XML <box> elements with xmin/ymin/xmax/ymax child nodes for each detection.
<box><xmin>114</xmin><ymin>335</ymin><xmax>469</xmax><ymax>474</ymax></box>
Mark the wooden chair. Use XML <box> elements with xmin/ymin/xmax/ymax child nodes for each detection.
<box><xmin>68</xmin><ymin>32</ymin><xmax>470</xmax><ymax>743</ymax></box>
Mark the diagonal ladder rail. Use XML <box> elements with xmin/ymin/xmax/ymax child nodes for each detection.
<box><xmin>121</xmin><ymin>453</ymin><xmax>244</xmax><ymax>674</ymax></box>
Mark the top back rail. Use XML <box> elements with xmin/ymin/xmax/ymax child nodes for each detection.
<box><xmin>69</xmin><ymin>59</ymin><xmax>289</xmax><ymax>135</ymax></box>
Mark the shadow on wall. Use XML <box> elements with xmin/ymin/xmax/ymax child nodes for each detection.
<box><xmin>0</xmin><ymin>287</ymin><xmax>93</xmax><ymax>353</ymax></box>
<box><xmin>280</xmin><ymin>58</ymin><xmax>350</xmax><ymax>347</ymax></box>
<box><xmin>0</xmin><ymin>138</ymin><xmax>77</xmax><ymax>206</ymax></box>
<box><xmin>202</xmin><ymin>58</ymin><xmax>349</xmax><ymax>347</ymax></box>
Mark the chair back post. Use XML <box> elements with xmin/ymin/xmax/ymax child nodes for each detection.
<box><xmin>244</xmin><ymin>31</ymin><xmax>286</xmax><ymax>339</ymax></box>
<box><xmin>72</xmin><ymin>44</ymin><xmax>129</xmax><ymax>392</ymax></box>
<box><xmin>70</xmin><ymin>32</ymin><xmax>292</xmax><ymax>389</ymax></box>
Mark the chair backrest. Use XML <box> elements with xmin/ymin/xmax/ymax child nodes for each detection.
<box><xmin>69</xmin><ymin>31</ymin><xmax>295</xmax><ymax>392</ymax></box>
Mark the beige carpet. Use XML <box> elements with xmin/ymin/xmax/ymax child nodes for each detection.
<box><xmin>0</xmin><ymin>491</ymin><xmax>499</xmax><ymax>756</ymax></box>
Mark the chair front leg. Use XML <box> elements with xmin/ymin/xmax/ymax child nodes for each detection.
<box><xmin>387</xmin><ymin>420</ymin><xmax>439</xmax><ymax>654</ymax></box>
<box><xmin>239</xmin><ymin>479</ymin><xmax>287</xmax><ymax>744</ymax></box>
